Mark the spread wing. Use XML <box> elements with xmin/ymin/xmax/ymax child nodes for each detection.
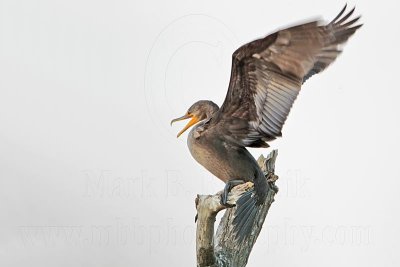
<box><xmin>211</xmin><ymin>5</ymin><xmax>362</xmax><ymax>147</ymax></box>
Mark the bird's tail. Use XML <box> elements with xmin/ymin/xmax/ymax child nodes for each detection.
<box><xmin>232</xmin><ymin>150</ymin><xmax>278</xmax><ymax>243</ymax></box>
<box><xmin>232</xmin><ymin>189</ymin><xmax>261</xmax><ymax>243</ymax></box>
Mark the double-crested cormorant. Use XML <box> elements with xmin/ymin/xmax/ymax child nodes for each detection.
<box><xmin>171</xmin><ymin>5</ymin><xmax>362</xmax><ymax>241</ymax></box>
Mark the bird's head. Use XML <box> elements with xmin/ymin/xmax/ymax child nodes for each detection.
<box><xmin>170</xmin><ymin>100</ymin><xmax>219</xmax><ymax>138</ymax></box>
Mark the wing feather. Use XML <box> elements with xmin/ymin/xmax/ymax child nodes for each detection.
<box><xmin>211</xmin><ymin>6</ymin><xmax>362</xmax><ymax>147</ymax></box>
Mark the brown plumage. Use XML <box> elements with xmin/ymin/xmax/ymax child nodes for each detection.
<box><xmin>171</xmin><ymin>5</ymin><xmax>362</xmax><ymax>242</ymax></box>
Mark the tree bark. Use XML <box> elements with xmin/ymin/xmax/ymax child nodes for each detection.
<box><xmin>195</xmin><ymin>150</ymin><xmax>279</xmax><ymax>267</ymax></box>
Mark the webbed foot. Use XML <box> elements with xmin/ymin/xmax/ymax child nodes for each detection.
<box><xmin>220</xmin><ymin>179</ymin><xmax>245</xmax><ymax>207</ymax></box>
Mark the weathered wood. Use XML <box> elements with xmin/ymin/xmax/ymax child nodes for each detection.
<box><xmin>195</xmin><ymin>150</ymin><xmax>279</xmax><ymax>267</ymax></box>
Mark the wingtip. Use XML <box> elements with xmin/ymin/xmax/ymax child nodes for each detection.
<box><xmin>343</xmin><ymin>3</ymin><xmax>348</xmax><ymax>12</ymax></box>
<box><xmin>331</xmin><ymin>4</ymin><xmax>348</xmax><ymax>24</ymax></box>
<box><xmin>331</xmin><ymin>4</ymin><xmax>361</xmax><ymax>26</ymax></box>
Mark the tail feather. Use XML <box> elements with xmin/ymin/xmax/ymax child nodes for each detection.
<box><xmin>232</xmin><ymin>150</ymin><xmax>278</xmax><ymax>243</ymax></box>
<box><xmin>233</xmin><ymin>191</ymin><xmax>254</xmax><ymax>233</ymax></box>
<box><xmin>233</xmin><ymin>182</ymin><xmax>268</xmax><ymax>243</ymax></box>
<box><xmin>233</xmin><ymin>193</ymin><xmax>259</xmax><ymax>242</ymax></box>
<box><xmin>235</xmin><ymin>190</ymin><xmax>253</xmax><ymax>207</ymax></box>
<box><xmin>234</xmin><ymin>193</ymin><xmax>255</xmax><ymax>226</ymax></box>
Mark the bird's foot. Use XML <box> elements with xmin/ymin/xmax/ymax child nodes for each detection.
<box><xmin>220</xmin><ymin>179</ymin><xmax>245</xmax><ymax>207</ymax></box>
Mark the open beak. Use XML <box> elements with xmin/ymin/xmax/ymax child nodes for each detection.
<box><xmin>170</xmin><ymin>113</ymin><xmax>200</xmax><ymax>138</ymax></box>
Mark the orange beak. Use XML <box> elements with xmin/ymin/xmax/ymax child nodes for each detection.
<box><xmin>170</xmin><ymin>113</ymin><xmax>200</xmax><ymax>138</ymax></box>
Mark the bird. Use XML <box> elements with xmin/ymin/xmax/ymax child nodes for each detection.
<box><xmin>171</xmin><ymin>5</ymin><xmax>362</xmax><ymax>242</ymax></box>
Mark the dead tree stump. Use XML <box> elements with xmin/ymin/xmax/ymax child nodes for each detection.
<box><xmin>195</xmin><ymin>150</ymin><xmax>279</xmax><ymax>267</ymax></box>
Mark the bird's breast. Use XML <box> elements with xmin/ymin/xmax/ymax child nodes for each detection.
<box><xmin>187</xmin><ymin>126</ymin><xmax>230</xmax><ymax>182</ymax></box>
<box><xmin>187</xmin><ymin>125</ymin><xmax>259</xmax><ymax>183</ymax></box>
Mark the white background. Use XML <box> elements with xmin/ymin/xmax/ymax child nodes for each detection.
<box><xmin>1</xmin><ymin>0</ymin><xmax>399</xmax><ymax>266</ymax></box>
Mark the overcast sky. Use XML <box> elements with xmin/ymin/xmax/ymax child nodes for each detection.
<box><xmin>1</xmin><ymin>0</ymin><xmax>399</xmax><ymax>266</ymax></box>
